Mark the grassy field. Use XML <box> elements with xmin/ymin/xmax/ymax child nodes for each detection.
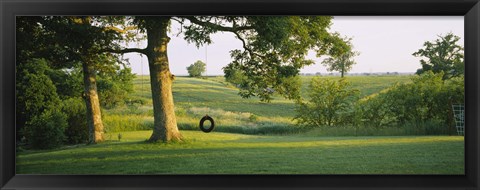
<box><xmin>104</xmin><ymin>75</ymin><xmax>412</xmax><ymax>134</ymax></box>
<box><xmin>16</xmin><ymin>131</ymin><xmax>464</xmax><ymax>174</ymax></box>
<box><xmin>133</xmin><ymin>75</ymin><xmax>412</xmax><ymax>113</ymax></box>
<box><xmin>16</xmin><ymin>75</ymin><xmax>464</xmax><ymax>174</ymax></box>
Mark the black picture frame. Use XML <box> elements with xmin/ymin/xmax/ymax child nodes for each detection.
<box><xmin>1</xmin><ymin>0</ymin><xmax>479</xmax><ymax>189</ymax></box>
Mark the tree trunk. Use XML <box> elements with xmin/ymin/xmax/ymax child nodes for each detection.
<box><xmin>144</xmin><ymin>17</ymin><xmax>183</xmax><ymax>142</ymax></box>
<box><xmin>82</xmin><ymin>62</ymin><xmax>105</xmax><ymax>144</ymax></box>
<box><xmin>341</xmin><ymin>65</ymin><xmax>345</xmax><ymax>78</ymax></box>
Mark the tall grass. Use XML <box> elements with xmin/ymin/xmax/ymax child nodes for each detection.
<box><xmin>103</xmin><ymin>114</ymin><xmax>154</xmax><ymax>133</ymax></box>
<box><xmin>104</xmin><ymin>105</ymin><xmax>302</xmax><ymax>135</ymax></box>
<box><xmin>176</xmin><ymin>107</ymin><xmax>302</xmax><ymax>134</ymax></box>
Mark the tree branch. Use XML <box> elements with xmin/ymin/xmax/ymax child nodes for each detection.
<box><xmin>171</xmin><ymin>17</ymin><xmax>184</xmax><ymax>25</ymax></box>
<box><xmin>183</xmin><ymin>16</ymin><xmax>264</xmax><ymax>59</ymax></box>
<box><xmin>182</xmin><ymin>16</ymin><xmax>254</xmax><ymax>32</ymax></box>
<box><xmin>104</xmin><ymin>26</ymin><xmax>138</xmax><ymax>33</ymax></box>
<box><xmin>231</xmin><ymin>31</ymin><xmax>264</xmax><ymax>59</ymax></box>
<box><xmin>171</xmin><ymin>17</ymin><xmax>185</xmax><ymax>37</ymax></box>
<box><xmin>101</xmin><ymin>48</ymin><xmax>147</xmax><ymax>55</ymax></box>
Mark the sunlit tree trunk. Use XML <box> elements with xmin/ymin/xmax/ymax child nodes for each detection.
<box><xmin>144</xmin><ymin>17</ymin><xmax>182</xmax><ymax>142</ymax></box>
<box><xmin>82</xmin><ymin>62</ymin><xmax>105</xmax><ymax>143</ymax></box>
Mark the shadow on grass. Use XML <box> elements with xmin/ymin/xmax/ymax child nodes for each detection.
<box><xmin>17</xmin><ymin>136</ymin><xmax>464</xmax><ymax>174</ymax></box>
<box><xmin>16</xmin><ymin>137</ymin><xmax>464</xmax><ymax>175</ymax></box>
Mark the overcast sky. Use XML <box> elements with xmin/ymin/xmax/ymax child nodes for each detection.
<box><xmin>123</xmin><ymin>16</ymin><xmax>464</xmax><ymax>76</ymax></box>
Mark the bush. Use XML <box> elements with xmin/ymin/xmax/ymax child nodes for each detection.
<box><xmin>23</xmin><ymin>108</ymin><xmax>67</xmax><ymax>149</ymax></box>
<box><xmin>357</xmin><ymin>71</ymin><xmax>464</xmax><ymax>134</ymax></box>
<box><xmin>62</xmin><ymin>98</ymin><xmax>89</xmax><ymax>144</ymax></box>
<box><xmin>356</xmin><ymin>88</ymin><xmax>397</xmax><ymax>128</ymax></box>
<box><xmin>16</xmin><ymin>58</ymin><xmax>63</xmax><ymax>141</ymax></box>
<box><xmin>294</xmin><ymin>77</ymin><xmax>359</xmax><ymax>127</ymax></box>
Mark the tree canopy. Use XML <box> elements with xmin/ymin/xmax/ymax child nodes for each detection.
<box><xmin>176</xmin><ymin>16</ymin><xmax>350</xmax><ymax>102</ymax></box>
<box><xmin>413</xmin><ymin>33</ymin><xmax>464</xmax><ymax>80</ymax></box>
<box><xmin>187</xmin><ymin>60</ymin><xmax>206</xmax><ymax>77</ymax></box>
<box><xmin>16</xmin><ymin>16</ymin><xmax>137</xmax><ymax>145</ymax></box>
<box><xmin>17</xmin><ymin>16</ymin><xmax>351</xmax><ymax>143</ymax></box>
<box><xmin>101</xmin><ymin>16</ymin><xmax>351</xmax><ymax>141</ymax></box>
<box><xmin>321</xmin><ymin>40</ymin><xmax>359</xmax><ymax>78</ymax></box>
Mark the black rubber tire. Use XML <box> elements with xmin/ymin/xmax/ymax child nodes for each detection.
<box><xmin>199</xmin><ymin>115</ymin><xmax>215</xmax><ymax>133</ymax></box>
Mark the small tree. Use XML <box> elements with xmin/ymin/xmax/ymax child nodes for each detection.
<box><xmin>187</xmin><ymin>60</ymin><xmax>206</xmax><ymax>77</ymax></box>
<box><xmin>321</xmin><ymin>40</ymin><xmax>359</xmax><ymax>78</ymax></box>
<box><xmin>413</xmin><ymin>33</ymin><xmax>464</xmax><ymax>80</ymax></box>
<box><xmin>294</xmin><ymin>77</ymin><xmax>359</xmax><ymax>127</ymax></box>
<box><xmin>16</xmin><ymin>59</ymin><xmax>68</xmax><ymax>149</ymax></box>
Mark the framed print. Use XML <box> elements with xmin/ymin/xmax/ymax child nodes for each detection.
<box><xmin>1</xmin><ymin>0</ymin><xmax>479</xmax><ymax>189</ymax></box>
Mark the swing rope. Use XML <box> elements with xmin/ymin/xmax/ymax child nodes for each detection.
<box><xmin>199</xmin><ymin>45</ymin><xmax>215</xmax><ymax>133</ymax></box>
<box><xmin>140</xmin><ymin>53</ymin><xmax>144</xmax><ymax>91</ymax></box>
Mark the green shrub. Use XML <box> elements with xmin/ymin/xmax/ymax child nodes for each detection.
<box><xmin>294</xmin><ymin>77</ymin><xmax>359</xmax><ymax>127</ymax></box>
<box><xmin>61</xmin><ymin>98</ymin><xmax>88</xmax><ymax>144</ymax></box>
<box><xmin>357</xmin><ymin>71</ymin><xmax>464</xmax><ymax>134</ymax></box>
<box><xmin>16</xmin><ymin>58</ymin><xmax>63</xmax><ymax>142</ymax></box>
<box><xmin>356</xmin><ymin>89</ymin><xmax>397</xmax><ymax>128</ymax></box>
<box><xmin>24</xmin><ymin>108</ymin><xmax>67</xmax><ymax>149</ymax></box>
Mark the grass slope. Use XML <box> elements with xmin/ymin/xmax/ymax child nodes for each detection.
<box><xmin>17</xmin><ymin>131</ymin><xmax>464</xmax><ymax>174</ymax></box>
<box><xmin>132</xmin><ymin>75</ymin><xmax>412</xmax><ymax>117</ymax></box>
<box><xmin>104</xmin><ymin>75</ymin><xmax>412</xmax><ymax>134</ymax></box>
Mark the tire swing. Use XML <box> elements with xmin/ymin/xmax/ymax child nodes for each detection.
<box><xmin>199</xmin><ymin>115</ymin><xmax>215</xmax><ymax>133</ymax></box>
<box><xmin>198</xmin><ymin>46</ymin><xmax>215</xmax><ymax>133</ymax></box>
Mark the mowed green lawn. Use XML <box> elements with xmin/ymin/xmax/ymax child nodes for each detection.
<box><xmin>16</xmin><ymin>131</ymin><xmax>464</xmax><ymax>174</ymax></box>
<box><xmin>17</xmin><ymin>75</ymin><xmax>464</xmax><ymax>174</ymax></box>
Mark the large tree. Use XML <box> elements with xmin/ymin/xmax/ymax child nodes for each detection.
<box><xmin>413</xmin><ymin>33</ymin><xmax>464</xmax><ymax>80</ymax></box>
<box><xmin>16</xmin><ymin>16</ymin><xmax>133</xmax><ymax>144</ymax></box>
<box><xmin>104</xmin><ymin>16</ymin><xmax>349</xmax><ymax>142</ymax></box>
